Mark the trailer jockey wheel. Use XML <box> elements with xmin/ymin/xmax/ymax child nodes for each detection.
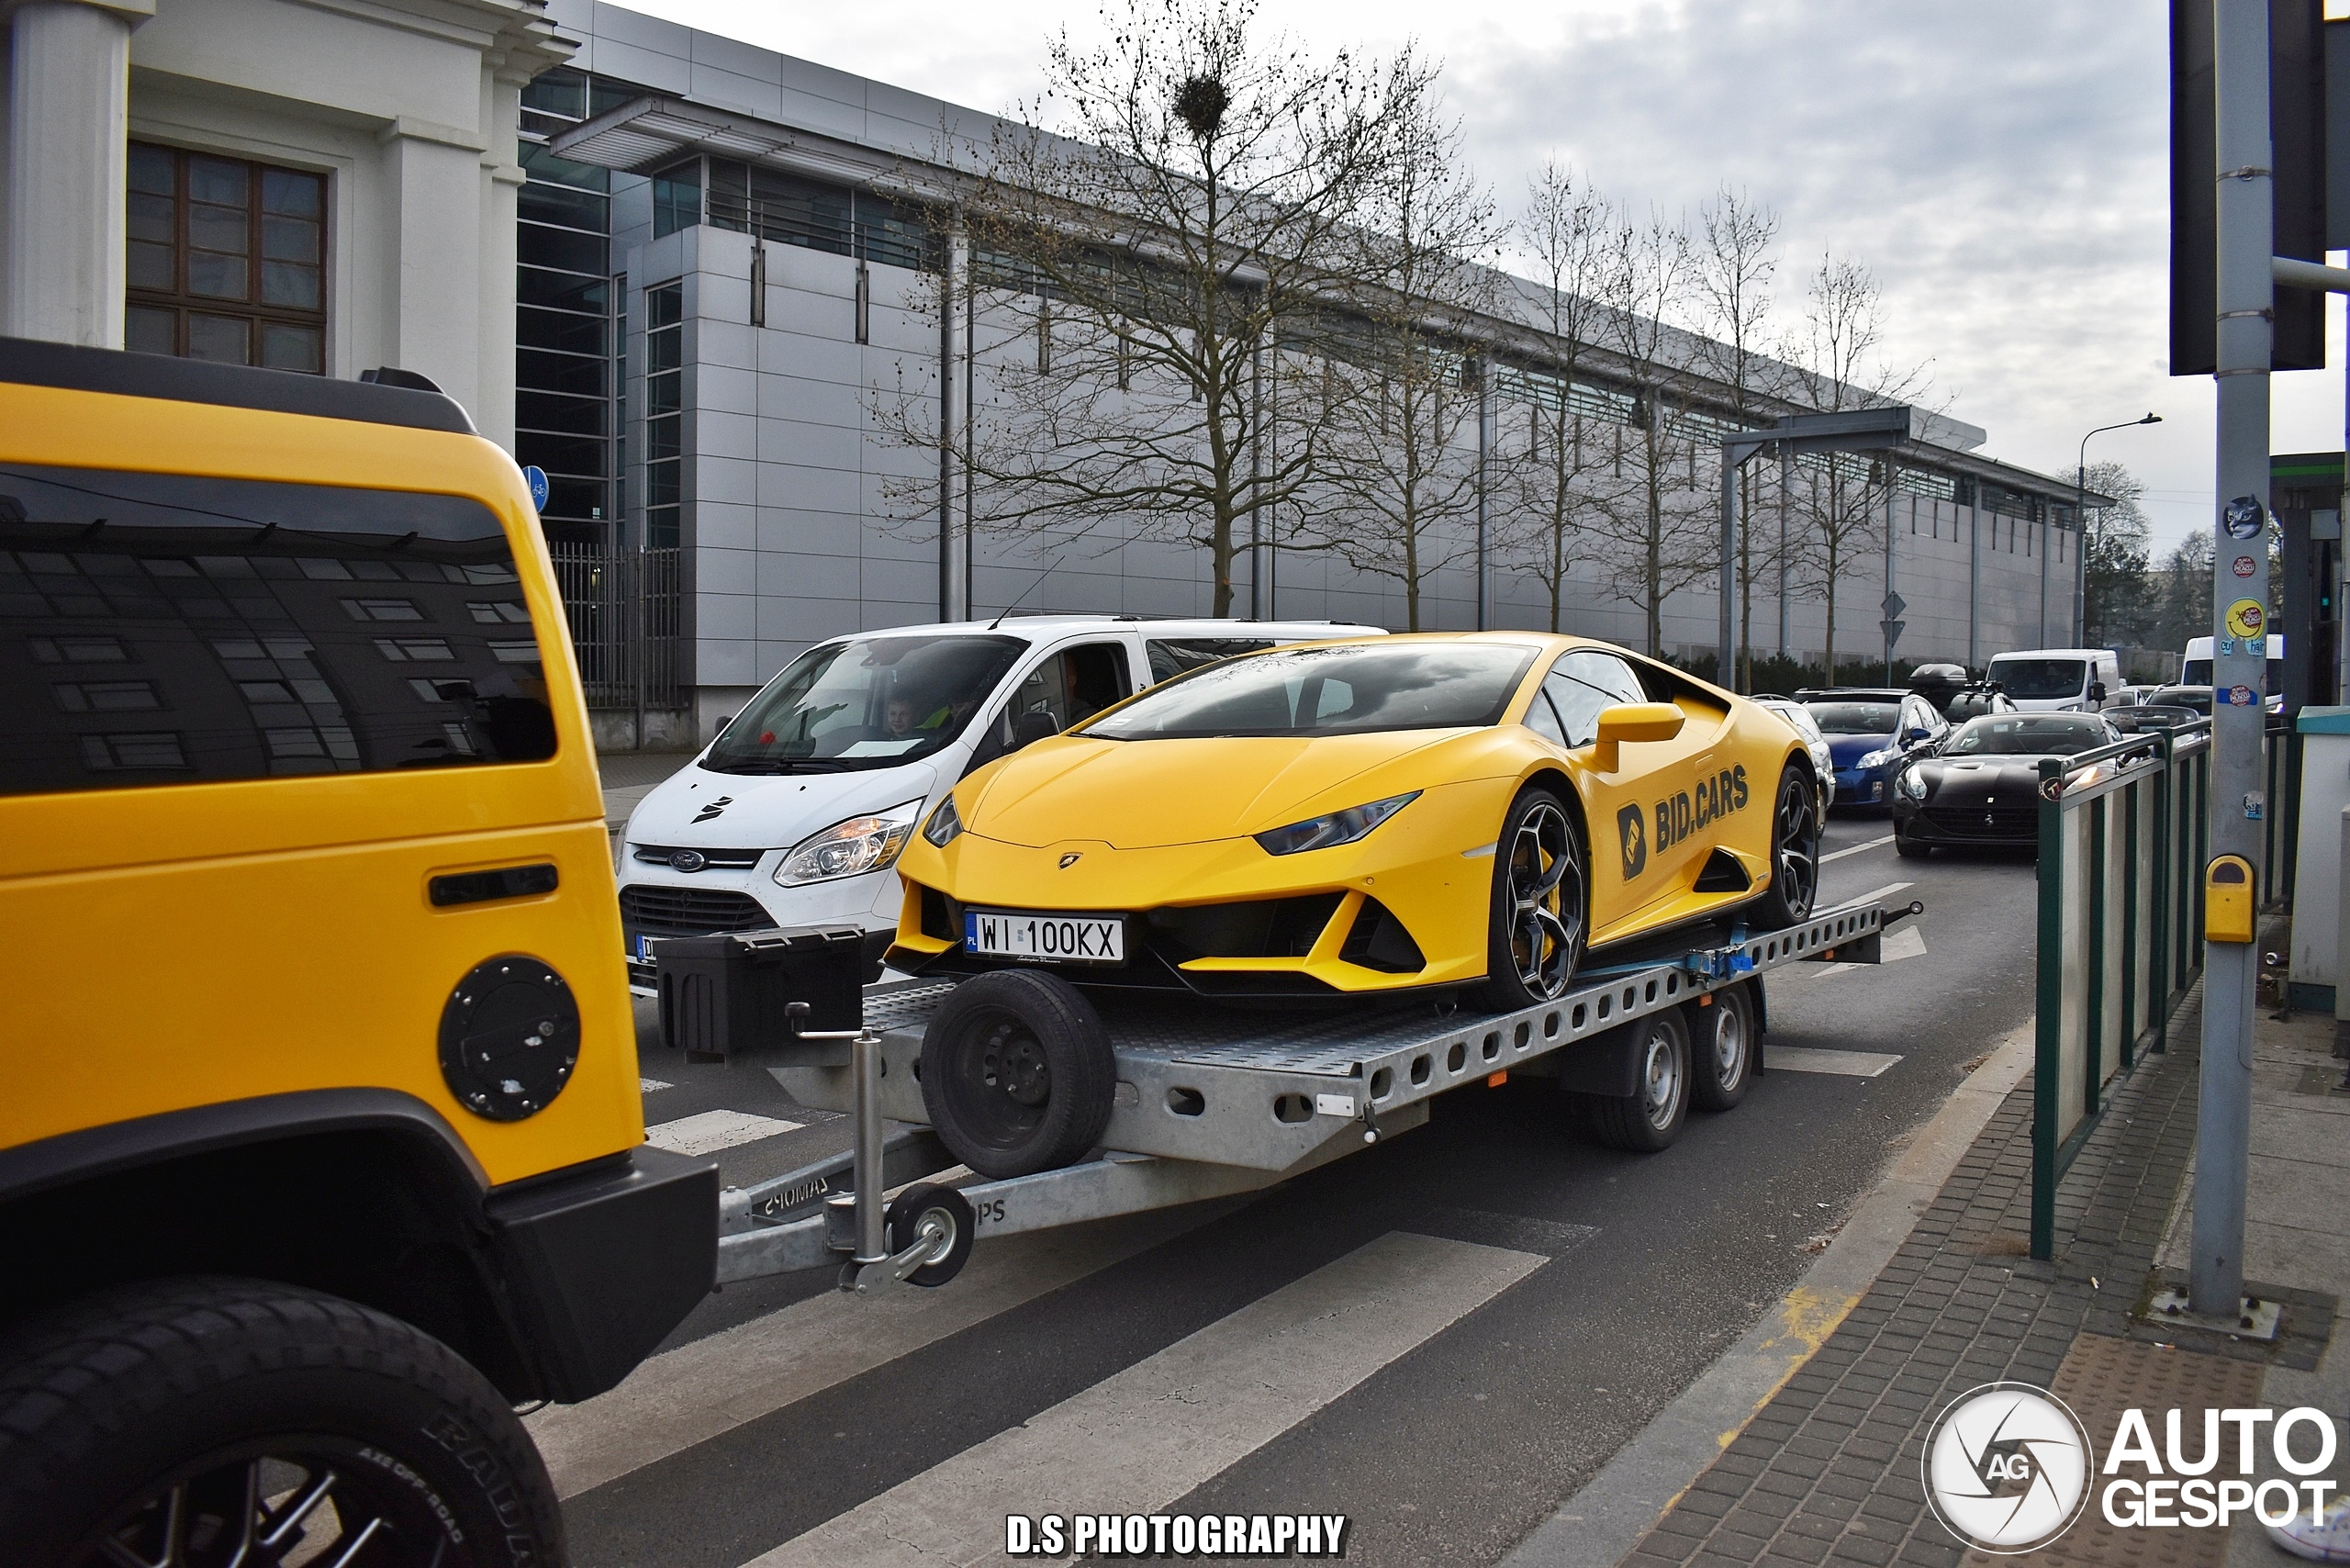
<box><xmin>919</xmin><ymin>970</ymin><xmax>1116</xmax><ymax>1178</ymax></box>
<box><xmin>886</xmin><ymin>1182</ymin><xmax>977</xmax><ymax>1286</ymax></box>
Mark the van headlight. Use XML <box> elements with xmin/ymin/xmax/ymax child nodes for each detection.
<box><xmin>1897</xmin><ymin>767</ymin><xmax>1928</xmax><ymax>801</ymax></box>
<box><xmin>776</xmin><ymin>801</ymin><xmax>922</xmax><ymax>886</ymax></box>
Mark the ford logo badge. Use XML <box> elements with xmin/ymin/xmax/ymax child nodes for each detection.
<box><xmin>669</xmin><ymin>849</ymin><xmax>707</xmax><ymax>873</ymax></box>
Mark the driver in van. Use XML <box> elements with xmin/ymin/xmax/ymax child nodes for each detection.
<box><xmin>883</xmin><ymin>695</ymin><xmax>918</xmax><ymax>739</ymax></box>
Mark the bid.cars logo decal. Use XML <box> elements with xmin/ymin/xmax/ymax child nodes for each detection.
<box><xmin>1654</xmin><ymin>765</ymin><xmax>1750</xmax><ymax>856</ymax></box>
<box><xmin>1617</xmin><ymin>805</ymin><xmax>1647</xmax><ymax>880</ymax></box>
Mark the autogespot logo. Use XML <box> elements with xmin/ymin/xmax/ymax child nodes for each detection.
<box><xmin>1922</xmin><ymin>1383</ymin><xmax>2095</xmax><ymax>1553</ymax></box>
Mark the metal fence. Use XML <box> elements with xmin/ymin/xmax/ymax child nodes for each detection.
<box><xmin>548</xmin><ymin>543</ymin><xmax>686</xmax><ymax>717</ymax></box>
<box><xmin>2029</xmin><ymin>717</ymin><xmax>2214</xmax><ymax>1259</ymax></box>
<box><xmin>2024</xmin><ymin>711</ymin><xmax>2314</xmax><ymax>1258</ymax></box>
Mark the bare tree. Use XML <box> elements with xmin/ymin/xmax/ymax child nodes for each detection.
<box><xmin>1594</xmin><ymin>208</ymin><xmax>1717</xmax><ymax>658</ymax></box>
<box><xmin>1694</xmin><ymin>185</ymin><xmax>1783</xmax><ymax>690</ymax></box>
<box><xmin>1310</xmin><ymin>97</ymin><xmax>1505</xmax><ymax>630</ymax></box>
<box><xmin>1500</xmin><ymin>159</ymin><xmax>1613</xmax><ymax>633</ymax></box>
<box><xmin>1783</xmin><ymin>252</ymin><xmax>1928</xmax><ymax>677</ymax></box>
<box><xmin>870</xmin><ymin>0</ymin><xmax>1428</xmax><ymax>614</ymax></box>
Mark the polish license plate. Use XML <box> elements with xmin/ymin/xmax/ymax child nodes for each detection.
<box><xmin>964</xmin><ymin>908</ymin><xmax>1125</xmax><ymax>965</ymax></box>
<box><xmin>633</xmin><ymin>934</ymin><xmax>655</xmax><ymax>963</ymax></box>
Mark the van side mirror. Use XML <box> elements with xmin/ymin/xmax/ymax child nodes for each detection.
<box><xmin>715</xmin><ymin>711</ymin><xmax>734</xmax><ymax>736</ymax></box>
<box><xmin>1593</xmin><ymin>702</ymin><xmax>1684</xmax><ymax>772</ymax></box>
<box><xmin>2087</xmin><ymin>682</ymin><xmax>2107</xmax><ymax>704</ymax></box>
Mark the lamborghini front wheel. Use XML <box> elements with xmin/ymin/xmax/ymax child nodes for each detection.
<box><xmin>1476</xmin><ymin>788</ymin><xmax>1586</xmax><ymax>1012</ymax></box>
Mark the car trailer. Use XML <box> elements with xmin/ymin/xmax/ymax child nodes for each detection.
<box><xmin>654</xmin><ymin>895</ymin><xmax>1923</xmax><ymax>1297</ymax></box>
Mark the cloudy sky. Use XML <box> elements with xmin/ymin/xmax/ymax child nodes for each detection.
<box><xmin>632</xmin><ymin>0</ymin><xmax>2346</xmax><ymax>557</ymax></box>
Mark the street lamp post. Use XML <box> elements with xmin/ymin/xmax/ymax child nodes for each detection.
<box><xmin>2075</xmin><ymin>413</ymin><xmax>2162</xmax><ymax>644</ymax></box>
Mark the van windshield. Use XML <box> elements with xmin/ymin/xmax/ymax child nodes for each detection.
<box><xmin>1986</xmin><ymin>658</ymin><xmax>2087</xmax><ymax>700</ymax></box>
<box><xmin>703</xmin><ymin>633</ymin><xmax>1024</xmax><ymax>774</ymax></box>
<box><xmin>2181</xmin><ymin>658</ymin><xmax>2283</xmax><ymax>691</ymax></box>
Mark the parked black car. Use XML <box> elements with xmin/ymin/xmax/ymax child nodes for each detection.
<box><xmin>1890</xmin><ymin>712</ymin><xmax>2129</xmax><ymax>856</ymax></box>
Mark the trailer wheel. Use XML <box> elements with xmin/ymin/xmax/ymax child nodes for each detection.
<box><xmin>1688</xmin><ymin>986</ymin><xmax>1756</xmax><ymax>1113</ymax></box>
<box><xmin>920</xmin><ymin>969</ymin><xmax>1116</xmax><ymax>1178</ymax></box>
<box><xmin>1587</xmin><ymin>1008</ymin><xmax>1691</xmax><ymax>1151</ymax></box>
<box><xmin>887</xmin><ymin>1183</ymin><xmax>977</xmax><ymax>1287</ymax></box>
<box><xmin>0</xmin><ymin>1274</ymin><xmax>562</xmax><ymax>1568</ymax></box>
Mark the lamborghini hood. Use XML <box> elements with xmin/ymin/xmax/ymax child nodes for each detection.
<box><xmin>963</xmin><ymin>730</ymin><xmax>1484</xmax><ymax>849</ymax></box>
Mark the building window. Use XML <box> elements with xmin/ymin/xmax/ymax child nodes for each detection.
<box><xmin>654</xmin><ymin>160</ymin><xmax>701</xmax><ymax>240</ymax></box>
<box><xmin>125</xmin><ymin>143</ymin><xmax>326</xmax><ymax>373</ymax></box>
<box><xmin>517</xmin><ymin>66</ymin><xmax>635</xmax><ymax>547</ymax></box>
<box><xmin>644</xmin><ymin>280</ymin><xmax>684</xmax><ymax>548</ymax></box>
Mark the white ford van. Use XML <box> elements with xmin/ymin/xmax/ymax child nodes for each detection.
<box><xmin>615</xmin><ymin>615</ymin><xmax>1382</xmax><ymax>986</ymax></box>
<box><xmin>1984</xmin><ymin>647</ymin><xmax>2123</xmax><ymax>713</ymax></box>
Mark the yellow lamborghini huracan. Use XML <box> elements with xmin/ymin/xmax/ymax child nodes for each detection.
<box><xmin>888</xmin><ymin>633</ymin><xmax>1821</xmax><ymax>1009</ymax></box>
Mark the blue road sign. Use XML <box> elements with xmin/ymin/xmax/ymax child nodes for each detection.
<box><xmin>522</xmin><ymin>465</ymin><xmax>550</xmax><ymax>512</ymax></box>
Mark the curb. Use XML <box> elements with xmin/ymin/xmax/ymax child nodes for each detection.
<box><xmin>1500</xmin><ymin>1017</ymin><xmax>2038</xmax><ymax>1568</ymax></box>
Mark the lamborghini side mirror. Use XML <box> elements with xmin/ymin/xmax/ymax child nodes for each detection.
<box><xmin>1593</xmin><ymin>702</ymin><xmax>1684</xmax><ymax>772</ymax></box>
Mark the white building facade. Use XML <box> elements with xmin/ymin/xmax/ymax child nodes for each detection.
<box><xmin>1</xmin><ymin>0</ymin><xmax>569</xmax><ymax>445</ymax></box>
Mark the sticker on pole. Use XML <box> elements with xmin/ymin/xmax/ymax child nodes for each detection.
<box><xmin>2221</xmin><ymin>495</ymin><xmax>2266</xmax><ymax>541</ymax></box>
<box><xmin>522</xmin><ymin>465</ymin><xmax>550</xmax><ymax>512</ymax></box>
<box><xmin>2232</xmin><ymin>554</ymin><xmax>2258</xmax><ymax>578</ymax></box>
<box><xmin>2226</xmin><ymin>684</ymin><xmax>2259</xmax><ymax>707</ymax></box>
<box><xmin>2224</xmin><ymin>599</ymin><xmax>2266</xmax><ymax>639</ymax></box>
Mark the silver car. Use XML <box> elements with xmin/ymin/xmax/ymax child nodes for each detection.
<box><xmin>1753</xmin><ymin>697</ymin><xmax>1835</xmax><ymax>828</ymax></box>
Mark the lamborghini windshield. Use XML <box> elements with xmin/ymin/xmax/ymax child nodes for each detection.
<box><xmin>703</xmin><ymin>633</ymin><xmax>1024</xmax><ymax>774</ymax></box>
<box><xmin>1084</xmin><ymin>642</ymin><xmax>1535</xmax><ymax>740</ymax></box>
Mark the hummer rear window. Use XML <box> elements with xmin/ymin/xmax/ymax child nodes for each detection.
<box><xmin>0</xmin><ymin>464</ymin><xmax>555</xmax><ymax>796</ymax></box>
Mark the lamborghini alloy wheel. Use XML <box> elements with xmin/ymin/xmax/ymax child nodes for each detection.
<box><xmin>1478</xmin><ymin>790</ymin><xmax>1586</xmax><ymax>1011</ymax></box>
<box><xmin>1746</xmin><ymin>764</ymin><xmax>1820</xmax><ymax>930</ymax></box>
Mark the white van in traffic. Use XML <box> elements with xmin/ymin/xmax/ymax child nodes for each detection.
<box><xmin>615</xmin><ymin>615</ymin><xmax>1383</xmax><ymax>986</ymax></box>
<box><xmin>1983</xmin><ymin>647</ymin><xmax>2123</xmax><ymax>712</ymax></box>
<box><xmin>2182</xmin><ymin>634</ymin><xmax>2285</xmax><ymax>709</ymax></box>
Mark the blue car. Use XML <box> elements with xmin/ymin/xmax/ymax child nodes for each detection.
<box><xmin>1798</xmin><ymin>689</ymin><xmax>1950</xmax><ymax>811</ymax></box>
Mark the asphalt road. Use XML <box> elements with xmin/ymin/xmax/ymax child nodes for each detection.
<box><xmin>547</xmin><ymin>814</ymin><xmax>2041</xmax><ymax>1567</ymax></box>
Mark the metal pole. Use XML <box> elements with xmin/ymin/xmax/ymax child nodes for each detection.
<box><xmin>1718</xmin><ymin>444</ymin><xmax>1740</xmax><ymax>681</ymax></box>
<box><xmin>962</xmin><ymin>250</ymin><xmax>976</xmax><ymax>618</ymax></box>
<box><xmin>852</xmin><ymin>1027</ymin><xmax>888</xmax><ymax>1267</ymax></box>
<box><xmin>1778</xmin><ymin>447</ymin><xmax>1791</xmax><ymax>658</ymax></box>
<box><xmin>938</xmin><ymin>225</ymin><xmax>962</xmax><ymax>621</ymax></box>
<box><xmin>1968</xmin><ymin>497</ymin><xmax>1981</xmax><ymax>672</ymax></box>
<box><xmin>1883</xmin><ymin>475</ymin><xmax>1897</xmax><ymax>684</ymax></box>
<box><xmin>1475</xmin><ymin>357</ymin><xmax>1492</xmax><ymax>631</ymax></box>
<box><xmin>2192</xmin><ymin>0</ymin><xmax>2271</xmax><ymax>1320</ymax></box>
<box><xmin>1249</xmin><ymin>339</ymin><xmax>1265</xmax><ymax>621</ymax></box>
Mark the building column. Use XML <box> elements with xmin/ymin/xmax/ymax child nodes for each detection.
<box><xmin>4</xmin><ymin>0</ymin><xmax>150</xmax><ymax>347</ymax></box>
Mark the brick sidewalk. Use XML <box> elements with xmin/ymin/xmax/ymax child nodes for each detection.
<box><xmin>1621</xmin><ymin>997</ymin><xmax>2215</xmax><ymax>1568</ymax></box>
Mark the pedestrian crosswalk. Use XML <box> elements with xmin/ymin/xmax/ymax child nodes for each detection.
<box><xmin>744</xmin><ymin>1232</ymin><xmax>1542</xmax><ymax>1568</ymax></box>
<box><xmin>643</xmin><ymin>1108</ymin><xmax>805</xmax><ymax>1156</ymax></box>
<box><xmin>544</xmin><ymin>1216</ymin><xmax>1554</xmax><ymax>1567</ymax></box>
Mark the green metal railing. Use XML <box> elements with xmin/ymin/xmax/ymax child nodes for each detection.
<box><xmin>2030</xmin><ymin>718</ymin><xmax>2212</xmax><ymax>1260</ymax></box>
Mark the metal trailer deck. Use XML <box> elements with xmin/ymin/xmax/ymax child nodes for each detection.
<box><xmin>695</xmin><ymin>896</ymin><xmax>1916</xmax><ymax>1294</ymax></box>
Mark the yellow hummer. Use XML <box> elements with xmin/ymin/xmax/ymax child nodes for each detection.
<box><xmin>0</xmin><ymin>337</ymin><xmax>716</xmax><ymax>1565</ymax></box>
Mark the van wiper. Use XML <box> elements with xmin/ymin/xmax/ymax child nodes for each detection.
<box><xmin>701</xmin><ymin>756</ymin><xmax>847</xmax><ymax>775</ymax></box>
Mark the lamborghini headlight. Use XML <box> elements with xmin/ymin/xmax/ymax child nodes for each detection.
<box><xmin>922</xmin><ymin>793</ymin><xmax>964</xmax><ymax>848</ymax></box>
<box><xmin>1897</xmin><ymin>767</ymin><xmax>1928</xmax><ymax>801</ymax></box>
<box><xmin>776</xmin><ymin>801</ymin><xmax>921</xmax><ymax>886</ymax></box>
<box><xmin>1254</xmin><ymin>791</ymin><xmax>1420</xmax><ymax>856</ymax></box>
<box><xmin>1856</xmin><ymin>746</ymin><xmax>1900</xmax><ymax>771</ymax></box>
